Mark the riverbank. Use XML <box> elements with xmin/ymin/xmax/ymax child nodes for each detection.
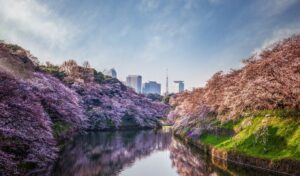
<box><xmin>175</xmin><ymin>134</ymin><xmax>300</xmax><ymax>175</ymax></box>
<box><xmin>168</xmin><ymin>35</ymin><xmax>300</xmax><ymax>175</ymax></box>
<box><xmin>173</xmin><ymin>110</ymin><xmax>300</xmax><ymax>175</ymax></box>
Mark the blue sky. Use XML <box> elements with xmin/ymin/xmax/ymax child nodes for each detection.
<box><xmin>1</xmin><ymin>0</ymin><xmax>300</xmax><ymax>92</ymax></box>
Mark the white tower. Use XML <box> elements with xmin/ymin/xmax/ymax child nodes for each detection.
<box><xmin>165</xmin><ymin>69</ymin><xmax>169</xmax><ymax>95</ymax></box>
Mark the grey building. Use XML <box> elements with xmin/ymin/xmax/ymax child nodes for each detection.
<box><xmin>143</xmin><ymin>81</ymin><xmax>161</xmax><ymax>95</ymax></box>
<box><xmin>103</xmin><ymin>68</ymin><xmax>117</xmax><ymax>78</ymax></box>
<box><xmin>126</xmin><ymin>75</ymin><xmax>142</xmax><ymax>93</ymax></box>
<box><xmin>174</xmin><ymin>81</ymin><xmax>184</xmax><ymax>93</ymax></box>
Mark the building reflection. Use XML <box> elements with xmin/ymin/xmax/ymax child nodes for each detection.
<box><xmin>53</xmin><ymin>128</ymin><xmax>278</xmax><ymax>176</ymax></box>
<box><xmin>53</xmin><ymin>130</ymin><xmax>172</xmax><ymax>176</ymax></box>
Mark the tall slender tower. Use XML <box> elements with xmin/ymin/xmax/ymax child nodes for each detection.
<box><xmin>165</xmin><ymin>69</ymin><xmax>169</xmax><ymax>96</ymax></box>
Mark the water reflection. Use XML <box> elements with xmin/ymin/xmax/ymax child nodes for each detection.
<box><xmin>53</xmin><ymin>129</ymin><xmax>280</xmax><ymax>176</ymax></box>
<box><xmin>170</xmin><ymin>138</ymin><xmax>280</xmax><ymax>176</ymax></box>
<box><xmin>169</xmin><ymin>139</ymin><xmax>227</xmax><ymax>176</ymax></box>
<box><xmin>53</xmin><ymin>129</ymin><xmax>172</xmax><ymax>176</ymax></box>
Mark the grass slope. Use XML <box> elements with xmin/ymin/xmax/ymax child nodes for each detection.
<box><xmin>199</xmin><ymin>110</ymin><xmax>300</xmax><ymax>161</ymax></box>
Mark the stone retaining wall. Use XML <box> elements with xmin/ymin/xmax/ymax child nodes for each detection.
<box><xmin>174</xmin><ymin>133</ymin><xmax>300</xmax><ymax>176</ymax></box>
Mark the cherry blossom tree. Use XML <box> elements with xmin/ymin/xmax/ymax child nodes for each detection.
<box><xmin>170</xmin><ymin>35</ymin><xmax>300</xmax><ymax>131</ymax></box>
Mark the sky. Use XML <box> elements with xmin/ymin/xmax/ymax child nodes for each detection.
<box><xmin>0</xmin><ymin>0</ymin><xmax>300</xmax><ymax>93</ymax></box>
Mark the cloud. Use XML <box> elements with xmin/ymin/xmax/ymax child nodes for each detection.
<box><xmin>140</xmin><ymin>35</ymin><xmax>173</xmax><ymax>62</ymax></box>
<box><xmin>119</xmin><ymin>25</ymin><xmax>131</xmax><ymax>37</ymax></box>
<box><xmin>137</xmin><ymin>0</ymin><xmax>160</xmax><ymax>12</ymax></box>
<box><xmin>138</xmin><ymin>22</ymin><xmax>182</xmax><ymax>62</ymax></box>
<box><xmin>136</xmin><ymin>0</ymin><xmax>200</xmax><ymax>62</ymax></box>
<box><xmin>0</xmin><ymin>0</ymin><xmax>76</xmax><ymax>61</ymax></box>
<box><xmin>256</xmin><ymin>0</ymin><xmax>297</xmax><ymax>17</ymax></box>
<box><xmin>253</xmin><ymin>24</ymin><xmax>300</xmax><ymax>56</ymax></box>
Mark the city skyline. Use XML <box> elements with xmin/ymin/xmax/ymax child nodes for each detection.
<box><xmin>126</xmin><ymin>75</ymin><xmax>142</xmax><ymax>93</ymax></box>
<box><xmin>1</xmin><ymin>0</ymin><xmax>300</xmax><ymax>93</ymax></box>
<box><xmin>125</xmin><ymin>73</ymin><xmax>177</xmax><ymax>94</ymax></box>
<box><xmin>142</xmin><ymin>81</ymin><xmax>161</xmax><ymax>95</ymax></box>
<box><xmin>104</xmin><ymin>66</ymin><xmax>182</xmax><ymax>94</ymax></box>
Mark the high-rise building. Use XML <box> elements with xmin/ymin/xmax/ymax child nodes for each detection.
<box><xmin>126</xmin><ymin>75</ymin><xmax>142</xmax><ymax>93</ymax></box>
<box><xmin>142</xmin><ymin>81</ymin><xmax>161</xmax><ymax>95</ymax></box>
<box><xmin>103</xmin><ymin>68</ymin><xmax>117</xmax><ymax>78</ymax></box>
<box><xmin>174</xmin><ymin>81</ymin><xmax>184</xmax><ymax>93</ymax></box>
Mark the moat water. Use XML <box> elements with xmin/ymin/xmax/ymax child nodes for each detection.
<box><xmin>53</xmin><ymin>128</ymin><xmax>283</xmax><ymax>176</ymax></box>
